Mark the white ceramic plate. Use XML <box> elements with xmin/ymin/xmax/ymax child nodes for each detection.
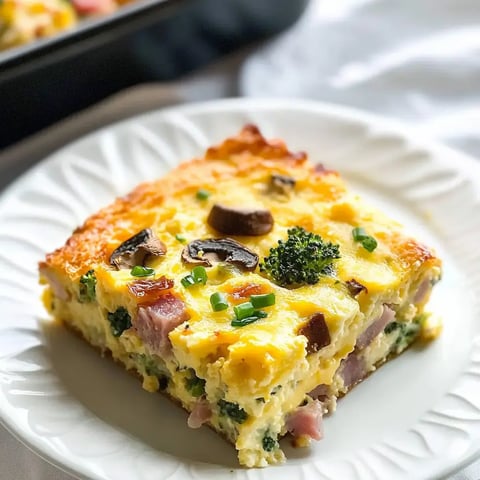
<box><xmin>0</xmin><ymin>99</ymin><xmax>479</xmax><ymax>480</ymax></box>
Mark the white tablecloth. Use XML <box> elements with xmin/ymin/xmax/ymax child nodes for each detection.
<box><xmin>1</xmin><ymin>1</ymin><xmax>479</xmax><ymax>478</ymax></box>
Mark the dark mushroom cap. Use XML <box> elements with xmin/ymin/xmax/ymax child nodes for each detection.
<box><xmin>110</xmin><ymin>228</ymin><xmax>166</xmax><ymax>269</ymax></box>
<box><xmin>181</xmin><ymin>238</ymin><xmax>259</xmax><ymax>272</ymax></box>
<box><xmin>270</xmin><ymin>174</ymin><xmax>296</xmax><ymax>195</ymax></box>
<box><xmin>298</xmin><ymin>313</ymin><xmax>331</xmax><ymax>354</ymax></box>
<box><xmin>207</xmin><ymin>204</ymin><xmax>274</xmax><ymax>236</ymax></box>
<box><xmin>345</xmin><ymin>279</ymin><xmax>368</xmax><ymax>297</ymax></box>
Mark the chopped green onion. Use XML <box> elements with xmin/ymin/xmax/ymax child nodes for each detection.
<box><xmin>181</xmin><ymin>275</ymin><xmax>196</xmax><ymax>288</ymax></box>
<box><xmin>352</xmin><ymin>226</ymin><xmax>378</xmax><ymax>252</ymax></box>
<box><xmin>175</xmin><ymin>233</ymin><xmax>187</xmax><ymax>243</ymax></box>
<box><xmin>192</xmin><ymin>266</ymin><xmax>208</xmax><ymax>285</ymax></box>
<box><xmin>250</xmin><ymin>293</ymin><xmax>275</xmax><ymax>309</ymax></box>
<box><xmin>231</xmin><ymin>316</ymin><xmax>260</xmax><ymax>327</ymax></box>
<box><xmin>233</xmin><ymin>302</ymin><xmax>255</xmax><ymax>320</ymax></box>
<box><xmin>181</xmin><ymin>267</ymin><xmax>208</xmax><ymax>288</ymax></box>
<box><xmin>130</xmin><ymin>265</ymin><xmax>155</xmax><ymax>277</ymax></box>
<box><xmin>361</xmin><ymin>236</ymin><xmax>377</xmax><ymax>252</ymax></box>
<box><xmin>352</xmin><ymin>227</ymin><xmax>367</xmax><ymax>241</ymax></box>
<box><xmin>210</xmin><ymin>292</ymin><xmax>229</xmax><ymax>311</ymax></box>
<box><xmin>196</xmin><ymin>189</ymin><xmax>211</xmax><ymax>201</ymax></box>
<box><xmin>231</xmin><ymin>310</ymin><xmax>267</xmax><ymax>327</ymax></box>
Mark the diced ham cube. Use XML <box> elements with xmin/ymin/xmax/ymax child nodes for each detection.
<box><xmin>135</xmin><ymin>293</ymin><xmax>189</xmax><ymax>357</ymax></box>
<box><xmin>356</xmin><ymin>305</ymin><xmax>395</xmax><ymax>350</ymax></box>
<box><xmin>286</xmin><ymin>400</ymin><xmax>324</xmax><ymax>441</ymax></box>
<box><xmin>187</xmin><ymin>399</ymin><xmax>212</xmax><ymax>429</ymax></box>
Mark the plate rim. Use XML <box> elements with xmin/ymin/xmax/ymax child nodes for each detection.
<box><xmin>2</xmin><ymin>98</ymin><xmax>480</xmax><ymax>205</ymax></box>
<box><xmin>1</xmin><ymin>97</ymin><xmax>479</xmax><ymax>480</ymax></box>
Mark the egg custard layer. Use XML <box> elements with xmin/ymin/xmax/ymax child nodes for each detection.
<box><xmin>39</xmin><ymin>125</ymin><xmax>442</xmax><ymax>467</ymax></box>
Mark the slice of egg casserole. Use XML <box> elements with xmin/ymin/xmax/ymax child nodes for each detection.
<box><xmin>39</xmin><ymin>125</ymin><xmax>442</xmax><ymax>467</ymax></box>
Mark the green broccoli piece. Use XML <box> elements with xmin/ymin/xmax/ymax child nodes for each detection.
<box><xmin>384</xmin><ymin>321</ymin><xmax>421</xmax><ymax>351</ymax></box>
<box><xmin>185</xmin><ymin>369</ymin><xmax>206</xmax><ymax>397</ymax></box>
<box><xmin>218</xmin><ymin>399</ymin><xmax>248</xmax><ymax>424</ymax></box>
<box><xmin>260</xmin><ymin>226</ymin><xmax>341</xmax><ymax>287</ymax></box>
<box><xmin>134</xmin><ymin>354</ymin><xmax>169</xmax><ymax>389</ymax></box>
<box><xmin>136</xmin><ymin>354</ymin><xmax>165</xmax><ymax>377</ymax></box>
<box><xmin>262</xmin><ymin>433</ymin><xmax>278</xmax><ymax>452</ymax></box>
<box><xmin>107</xmin><ymin>307</ymin><xmax>132</xmax><ymax>337</ymax></box>
<box><xmin>79</xmin><ymin>270</ymin><xmax>96</xmax><ymax>302</ymax></box>
<box><xmin>384</xmin><ymin>321</ymin><xmax>401</xmax><ymax>335</ymax></box>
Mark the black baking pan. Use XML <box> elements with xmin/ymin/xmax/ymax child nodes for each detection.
<box><xmin>0</xmin><ymin>0</ymin><xmax>308</xmax><ymax>150</ymax></box>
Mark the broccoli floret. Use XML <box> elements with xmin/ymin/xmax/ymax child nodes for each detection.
<box><xmin>107</xmin><ymin>307</ymin><xmax>131</xmax><ymax>337</ymax></box>
<box><xmin>218</xmin><ymin>399</ymin><xmax>248</xmax><ymax>424</ymax></box>
<box><xmin>384</xmin><ymin>321</ymin><xmax>401</xmax><ymax>335</ymax></box>
<box><xmin>262</xmin><ymin>433</ymin><xmax>278</xmax><ymax>452</ymax></box>
<box><xmin>134</xmin><ymin>354</ymin><xmax>169</xmax><ymax>389</ymax></box>
<box><xmin>185</xmin><ymin>369</ymin><xmax>206</xmax><ymax>397</ymax></box>
<box><xmin>79</xmin><ymin>270</ymin><xmax>96</xmax><ymax>302</ymax></box>
<box><xmin>136</xmin><ymin>354</ymin><xmax>165</xmax><ymax>377</ymax></box>
<box><xmin>384</xmin><ymin>321</ymin><xmax>421</xmax><ymax>351</ymax></box>
<box><xmin>260</xmin><ymin>227</ymin><xmax>341</xmax><ymax>287</ymax></box>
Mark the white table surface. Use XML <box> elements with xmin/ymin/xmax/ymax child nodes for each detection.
<box><xmin>1</xmin><ymin>1</ymin><xmax>479</xmax><ymax>478</ymax></box>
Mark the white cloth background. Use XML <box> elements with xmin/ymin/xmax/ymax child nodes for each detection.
<box><xmin>241</xmin><ymin>0</ymin><xmax>480</xmax><ymax>160</ymax></box>
<box><xmin>1</xmin><ymin>0</ymin><xmax>479</xmax><ymax>478</ymax></box>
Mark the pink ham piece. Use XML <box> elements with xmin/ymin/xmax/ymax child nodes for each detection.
<box><xmin>414</xmin><ymin>278</ymin><xmax>431</xmax><ymax>304</ymax></box>
<box><xmin>187</xmin><ymin>399</ymin><xmax>212</xmax><ymax>429</ymax></box>
<box><xmin>72</xmin><ymin>0</ymin><xmax>116</xmax><ymax>15</ymax></box>
<box><xmin>356</xmin><ymin>305</ymin><xmax>395</xmax><ymax>350</ymax></box>
<box><xmin>308</xmin><ymin>384</ymin><xmax>329</xmax><ymax>400</ymax></box>
<box><xmin>340</xmin><ymin>351</ymin><xmax>366</xmax><ymax>389</ymax></box>
<box><xmin>286</xmin><ymin>400</ymin><xmax>324</xmax><ymax>441</ymax></box>
<box><xmin>39</xmin><ymin>266</ymin><xmax>69</xmax><ymax>301</ymax></box>
<box><xmin>135</xmin><ymin>293</ymin><xmax>190</xmax><ymax>357</ymax></box>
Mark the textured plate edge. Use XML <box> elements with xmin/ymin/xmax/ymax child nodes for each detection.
<box><xmin>0</xmin><ymin>416</ymin><xmax>88</xmax><ymax>480</ymax></box>
<box><xmin>2</xmin><ymin>98</ymin><xmax>480</xmax><ymax>208</ymax></box>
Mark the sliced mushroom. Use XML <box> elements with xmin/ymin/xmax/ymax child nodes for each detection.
<box><xmin>207</xmin><ymin>204</ymin><xmax>274</xmax><ymax>236</ymax></box>
<box><xmin>110</xmin><ymin>228</ymin><xmax>166</xmax><ymax>269</ymax></box>
<box><xmin>269</xmin><ymin>174</ymin><xmax>296</xmax><ymax>196</ymax></box>
<box><xmin>298</xmin><ymin>313</ymin><xmax>331</xmax><ymax>354</ymax></box>
<box><xmin>345</xmin><ymin>279</ymin><xmax>368</xmax><ymax>297</ymax></box>
<box><xmin>181</xmin><ymin>238</ymin><xmax>258</xmax><ymax>271</ymax></box>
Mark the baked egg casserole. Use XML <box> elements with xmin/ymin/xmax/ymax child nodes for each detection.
<box><xmin>0</xmin><ymin>0</ymin><xmax>77</xmax><ymax>50</ymax></box>
<box><xmin>0</xmin><ymin>0</ymin><xmax>121</xmax><ymax>50</ymax></box>
<box><xmin>39</xmin><ymin>125</ymin><xmax>442</xmax><ymax>467</ymax></box>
